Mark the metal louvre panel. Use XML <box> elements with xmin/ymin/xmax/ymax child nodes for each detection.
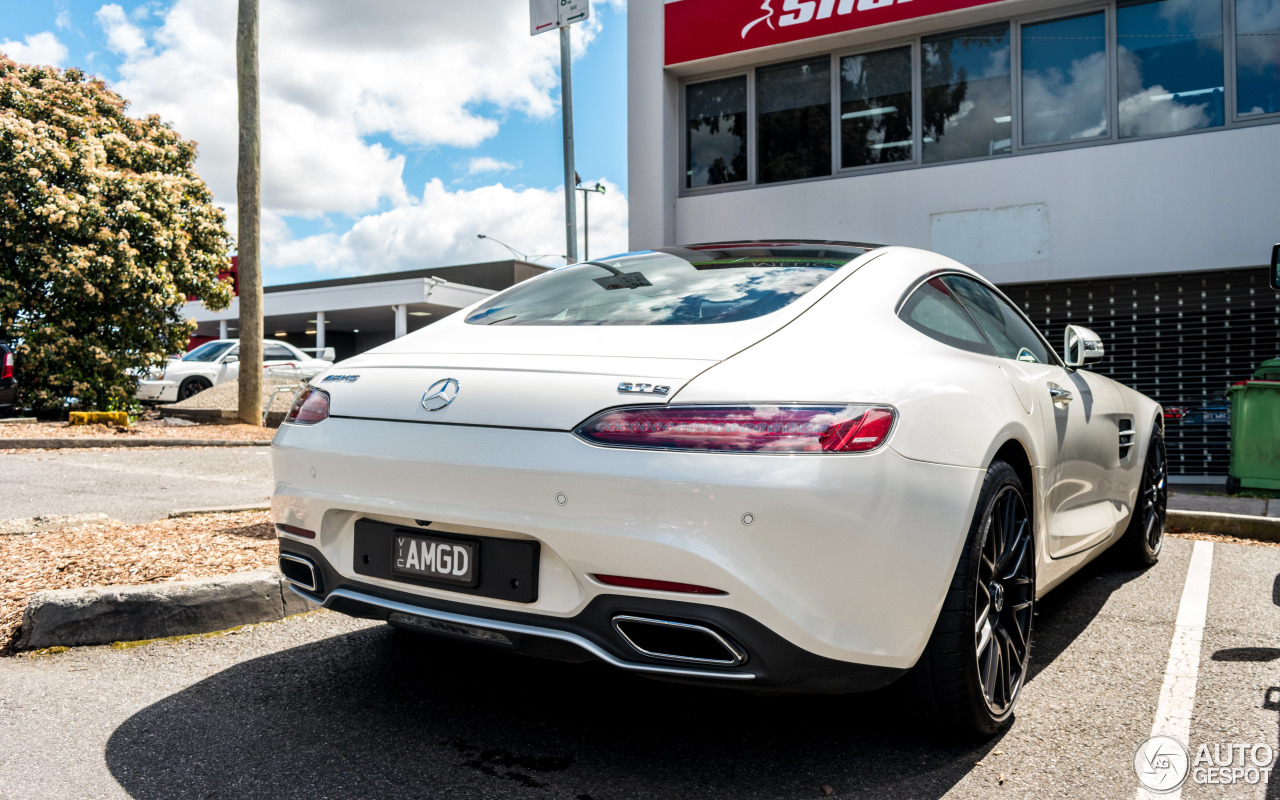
<box><xmin>1001</xmin><ymin>268</ymin><xmax>1280</xmax><ymax>478</ymax></box>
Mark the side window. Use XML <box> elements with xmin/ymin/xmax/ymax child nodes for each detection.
<box><xmin>262</xmin><ymin>342</ymin><xmax>296</xmax><ymax>361</ymax></box>
<box><xmin>898</xmin><ymin>277</ymin><xmax>995</xmax><ymax>355</ymax></box>
<box><xmin>943</xmin><ymin>276</ymin><xmax>1053</xmax><ymax>364</ymax></box>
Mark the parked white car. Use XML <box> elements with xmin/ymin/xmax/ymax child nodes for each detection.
<box><xmin>271</xmin><ymin>242</ymin><xmax>1165</xmax><ymax>736</ymax></box>
<box><xmin>135</xmin><ymin>339</ymin><xmax>334</xmax><ymax>403</ymax></box>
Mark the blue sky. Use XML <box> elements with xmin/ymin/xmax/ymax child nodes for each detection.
<box><xmin>0</xmin><ymin>0</ymin><xmax>630</xmax><ymax>285</ymax></box>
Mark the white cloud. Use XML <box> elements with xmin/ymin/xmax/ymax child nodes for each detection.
<box><xmin>270</xmin><ymin>177</ymin><xmax>629</xmax><ymax>274</ymax></box>
<box><xmin>104</xmin><ymin>0</ymin><xmax>614</xmax><ymax>221</ymax></box>
<box><xmin>55</xmin><ymin>10</ymin><xmax>73</xmax><ymax>31</ymax></box>
<box><xmin>465</xmin><ymin>156</ymin><xmax>521</xmax><ymax>176</ymax></box>
<box><xmin>0</xmin><ymin>32</ymin><xmax>69</xmax><ymax>67</ymax></box>
<box><xmin>96</xmin><ymin>4</ymin><xmax>149</xmax><ymax>59</ymax></box>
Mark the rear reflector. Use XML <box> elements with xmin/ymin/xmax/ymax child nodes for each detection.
<box><xmin>574</xmin><ymin>404</ymin><xmax>896</xmax><ymax>453</ymax></box>
<box><xmin>594</xmin><ymin>574</ymin><xmax>727</xmax><ymax>595</ymax></box>
<box><xmin>276</xmin><ymin>523</ymin><xmax>316</xmax><ymax>539</ymax></box>
<box><xmin>285</xmin><ymin>387</ymin><xmax>329</xmax><ymax>425</ymax></box>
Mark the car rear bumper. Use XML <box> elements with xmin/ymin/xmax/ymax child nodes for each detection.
<box><xmin>271</xmin><ymin>417</ymin><xmax>985</xmax><ymax>677</ymax></box>
<box><xmin>278</xmin><ymin>539</ymin><xmax>906</xmax><ymax>692</ymax></box>
<box><xmin>135</xmin><ymin>380</ymin><xmax>177</xmax><ymax>403</ymax></box>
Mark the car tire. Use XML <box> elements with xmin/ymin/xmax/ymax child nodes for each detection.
<box><xmin>1117</xmin><ymin>432</ymin><xmax>1167</xmax><ymax>567</ymax></box>
<box><xmin>178</xmin><ymin>376</ymin><xmax>212</xmax><ymax>401</ymax></box>
<box><xmin>912</xmin><ymin>459</ymin><xmax>1035</xmax><ymax>738</ymax></box>
<box><xmin>1225</xmin><ymin>475</ymin><xmax>1241</xmax><ymax>495</ymax></box>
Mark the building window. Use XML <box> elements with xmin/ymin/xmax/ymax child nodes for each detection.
<box><xmin>1021</xmin><ymin>12</ymin><xmax>1109</xmax><ymax>145</ymax></box>
<box><xmin>1117</xmin><ymin>0</ymin><xmax>1224</xmax><ymax>138</ymax></box>
<box><xmin>840</xmin><ymin>46</ymin><xmax>914</xmax><ymax>168</ymax></box>
<box><xmin>685</xmin><ymin>76</ymin><xmax>749</xmax><ymax>189</ymax></box>
<box><xmin>1235</xmin><ymin>0</ymin><xmax>1280</xmax><ymax>117</ymax></box>
<box><xmin>922</xmin><ymin>24</ymin><xmax>1012</xmax><ymax>163</ymax></box>
<box><xmin>756</xmin><ymin>57</ymin><xmax>832</xmax><ymax>183</ymax></box>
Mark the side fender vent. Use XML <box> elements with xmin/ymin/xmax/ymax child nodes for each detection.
<box><xmin>1119</xmin><ymin>418</ymin><xmax>1135</xmax><ymax>460</ymax></box>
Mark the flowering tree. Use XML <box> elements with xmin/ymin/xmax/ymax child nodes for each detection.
<box><xmin>0</xmin><ymin>54</ymin><xmax>233</xmax><ymax>411</ymax></box>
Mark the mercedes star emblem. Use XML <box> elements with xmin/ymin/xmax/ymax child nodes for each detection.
<box><xmin>421</xmin><ymin>378</ymin><xmax>461</xmax><ymax>412</ymax></box>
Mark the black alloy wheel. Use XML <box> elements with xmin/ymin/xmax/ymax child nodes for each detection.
<box><xmin>1140</xmin><ymin>437</ymin><xmax>1168</xmax><ymax>555</ymax></box>
<box><xmin>974</xmin><ymin>485</ymin><xmax>1035</xmax><ymax>717</ymax></box>
<box><xmin>178</xmin><ymin>377</ymin><xmax>211</xmax><ymax>401</ymax></box>
<box><xmin>912</xmin><ymin>459</ymin><xmax>1035</xmax><ymax>737</ymax></box>
<box><xmin>1119</xmin><ymin>432</ymin><xmax>1167</xmax><ymax>566</ymax></box>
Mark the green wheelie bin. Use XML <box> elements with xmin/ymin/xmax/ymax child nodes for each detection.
<box><xmin>1226</xmin><ymin>358</ymin><xmax>1280</xmax><ymax>492</ymax></box>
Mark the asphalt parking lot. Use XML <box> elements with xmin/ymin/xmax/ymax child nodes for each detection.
<box><xmin>0</xmin><ymin>447</ymin><xmax>274</xmax><ymax>523</ymax></box>
<box><xmin>2</xmin><ymin>536</ymin><xmax>1277</xmax><ymax>799</ymax></box>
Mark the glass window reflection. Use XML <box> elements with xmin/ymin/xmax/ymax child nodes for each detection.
<box><xmin>840</xmin><ymin>46</ymin><xmax>914</xmax><ymax>168</ymax></box>
<box><xmin>1118</xmin><ymin>0</ymin><xmax>1224</xmax><ymax>137</ymax></box>
<box><xmin>1236</xmin><ymin>0</ymin><xmax>1280</xmax><ymax>116</ymax></box>
<box><xmin>685</xmin><ymin>76</ymin><xmax>749</xmax><ymax>188</ymax></box>
<box><xmin>1021</xmin><ymin>13</ymin><xmax>1108</xmax><ymax>145</ymax></box>
<box><xmin>922</xmin><ymin>25</ymin><xmax>1012</xmax><ymax>163</ymax></box>
<box><xmin>756</xmin><ymin>57</ymin><xmax>832</xmax><ymax>183</ymax></box>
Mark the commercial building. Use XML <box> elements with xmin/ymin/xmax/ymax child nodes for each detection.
<box><xmin>630</xmin><ymin>0</ymin><xmax>1280</xmax><ymax>481</ymax></box>
<box><xmin>184</xmin><ymin>259</ymin><xmax>548</xmax><ymax>361</ymax></box>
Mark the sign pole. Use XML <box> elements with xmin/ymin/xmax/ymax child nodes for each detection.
<box><xmin>559</xmin><ymin>25</ymin><xmax>578</xmax><ymax>265</ymax></box>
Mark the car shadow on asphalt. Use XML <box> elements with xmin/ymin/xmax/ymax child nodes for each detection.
<box><xmin>104</xmin><ymin>558</ymin><xmax>1144</xmax><ymax>800</ymax></box>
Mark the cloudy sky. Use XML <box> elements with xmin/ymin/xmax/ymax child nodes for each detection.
<box><xmin>1</xmin><ymin>0</ymin><xmax>630</xmax><ymax>285</ymax></box>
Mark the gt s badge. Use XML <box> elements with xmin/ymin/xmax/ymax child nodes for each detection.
<box><xmin>618</xmin><ymin>382</ymin><xmax>671</xmax><ymax>396</ymax></box>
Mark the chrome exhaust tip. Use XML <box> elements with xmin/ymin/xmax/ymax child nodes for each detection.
<box><xmin>278</xmin><ymin>554</ymin><xmax>319</xmax><ymax>592</ymax></box>
<box><xmin>611</xmin><ymin>615</ymin><xmax>746</xmax><ymax>667</ymax></box>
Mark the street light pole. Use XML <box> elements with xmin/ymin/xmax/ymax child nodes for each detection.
<box><xmin>574</xmin><ymin>182</ymin><xmax>606</xmax><ymax>261</ymax></box>
<box><xmin>559</xmin><ymin>26</ymin><xmax>578</xmax><ymax>264</ymax></box>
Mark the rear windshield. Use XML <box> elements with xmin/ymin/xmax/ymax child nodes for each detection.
<box><xmin>182</xmin><ymin>341</ymin><xmax>234</xmax><ymax>362</ymax></box>
<box><xmin>464</xmin><ymin>246</ymin><xmax>866</xmax><ymax>326</ymax></box>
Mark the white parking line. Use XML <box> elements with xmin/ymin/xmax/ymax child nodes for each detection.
<box><xmin>1137</xmin><ymin>540</ymin><xmax>1215</xmax><ymax>800</ymax></box>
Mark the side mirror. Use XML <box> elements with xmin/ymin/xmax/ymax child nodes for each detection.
<box><xmin>1064</xmin><ymin>325</ymin><xmax>1105</xmax><ymax>368</ymax></box>
<box><xmin>1271</xmin><ymin>243</ymin><xmax>1279</xmax><ymax>291</ymax></box>
<box><xmin>223</xmin><ymin>354</ymin><xmax>239</xmax><ymax>364</ymax></box>
<box><xmin>321</xmin><ymin>347</ymin><xmax>336</xmax><ymax>362</ymax></box>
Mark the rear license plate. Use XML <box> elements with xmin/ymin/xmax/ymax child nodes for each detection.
<box><xmin>391</xmin><ymin>533</ymin><xmax>478</xmax><ymax>587</ymax></box>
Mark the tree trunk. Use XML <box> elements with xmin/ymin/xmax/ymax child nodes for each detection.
<box><xmin>236</xmin><ymin>0</ymin><xmax>263</xmax><ymax>426</ymax></box>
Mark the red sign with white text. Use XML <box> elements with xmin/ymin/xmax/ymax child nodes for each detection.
<box><xmin>665</xmin><ymin>0</ymin><xmax>1006</xmax><ymax>65</ymax></box>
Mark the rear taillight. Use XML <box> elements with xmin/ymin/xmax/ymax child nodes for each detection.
<box><xmin>574</xmin><ymin>404</ymin><xmax>896</xmax><ymax>453</ymax></box>
<box><xmin>1</xmin><ymin>352</ymin><xmax>12</xmax><ymax>380</ymax></box>
<box><xmin>285</xmin><ymin>386</ymin><xmax>330</xmax><ymax>424</ymax></box>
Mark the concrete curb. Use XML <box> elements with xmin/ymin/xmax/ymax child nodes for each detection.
<box><xmin>16</xmin><ymin>568</ymin><xmax>318</xmax><ymax>650</ymax></box>
<box><xmin>168</xmin><ymin>504</ymin><xmax>272</xmax><ymax>518</ymax></box>
<box><xmin>0</xmin><ymin>437</ymin><xmax>272</xmax><ymax>449</ymax></box>
<box><xmin>1167</xmin><ymin>509</ymin><xmax>1280</xmax><ymax>543</ymax></box>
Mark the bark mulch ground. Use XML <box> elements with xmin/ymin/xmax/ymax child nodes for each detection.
<box><xmin>0</xmin><ymin>419</ymin><xmax>274</xmax><ymax>452</ymax></box>
<box><xmin>1168</xmin><ymin>529</ymin><xmax>1280</xmax><ymax>548</ymax></box>
<box><xmin>0</xmin><ymin>510</ymin><xmax>277</xmax><ymax>654</ymax></box>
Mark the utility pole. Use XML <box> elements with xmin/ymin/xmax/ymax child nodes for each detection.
<box><xmin>559</xmin><ymin>26</ymin><xmax>578</xmax><ymax>265</ymax></box>
<box><xmin>575</xmin><ymin>182</ymin><xmax>605</xmax><ymax>261</ymax></box>
<box><xmin>236</xmin><ymin>0</ymin><xmax>262</xmax><ymax>425</ymax></box>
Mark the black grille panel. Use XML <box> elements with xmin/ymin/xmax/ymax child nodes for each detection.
<box><xmin>1001</xmin><ymin>267</ymin><xmax>1279</xmax><ymax>478</ymax></box>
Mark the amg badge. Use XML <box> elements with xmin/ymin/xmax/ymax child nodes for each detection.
<box><xmin>322</xmin><ymin>374</ymin><xmax>360</xmax><ymax>383</ymax></box>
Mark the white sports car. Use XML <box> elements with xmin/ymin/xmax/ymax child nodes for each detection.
<box><xmin>135</xmin><ymin>338</ymin><xmax>334</xmax><ymax>403</ymax></box>
<box><xmin>271</xmin><ymin>242</ymin><xmax>1166</xmax><ymax>735</ymax></box>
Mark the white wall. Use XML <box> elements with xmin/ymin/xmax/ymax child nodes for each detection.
<box><xmin>632</xmin><ymin>1</ymin><xmax>1280</xmax><ymax>284</ymax></box>
<box><xmin>672</xmin><ymin>124</ymin><xmax>1280</xmax><ymax>284</ymax></box>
